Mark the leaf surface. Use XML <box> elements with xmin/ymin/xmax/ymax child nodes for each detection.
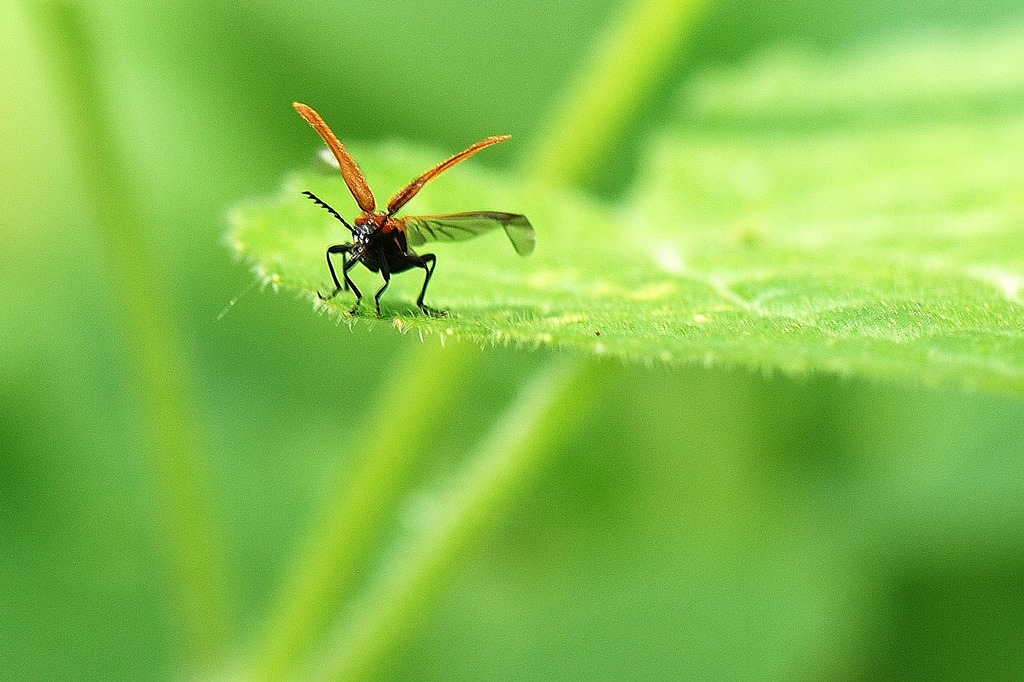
<box><xmin>231</xmin><ymin>26</ymin><xmax>1024</xmax><ymax>391</ymax></box>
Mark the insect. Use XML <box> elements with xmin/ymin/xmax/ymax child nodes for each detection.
<box><xmin>294</xmin><ymin>102</ymin><xmax>535</xmax><ymax>317</ymax></box>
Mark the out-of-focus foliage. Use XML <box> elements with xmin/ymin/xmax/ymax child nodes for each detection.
<box><xmin>3</xmin><ymin>0</ymin><xmax>1024</xmax><ymax>680</ymax></box>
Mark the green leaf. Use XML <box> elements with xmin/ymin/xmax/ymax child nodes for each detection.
<box><xmin>229</xmin><ymin>145</ymin><xmax>620</xmax><ymax>337</ymax></box>
<box><xmin>626</xmin><ymin>25</ymin><xmax>1024</xmax><ymax>392</ymax></box>
<box><xmin>230</xmin><ymin>25</ymin><xmax>1024</xmax><ymax>392</ymax></box>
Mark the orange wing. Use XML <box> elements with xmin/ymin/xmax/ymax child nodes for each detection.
<box><xmin>386</xmin><ymin>135</ymin><xmax>510</xmax><ymax>215</ymax></box>
<box><xmin>402</xmin><ymin>212</ymin><xmax>535</xmax><ymax>256</ymax></box>
<box><xmin>293</xmin><ymin>102</ymin><xmax>376</xmax><ymax>213</ymax></box>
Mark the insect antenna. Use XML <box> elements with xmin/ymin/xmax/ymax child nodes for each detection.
<box><xmin>303</xmin><ymin>190</ymin><xmax>354</xmax><ymax>234</ymax></box>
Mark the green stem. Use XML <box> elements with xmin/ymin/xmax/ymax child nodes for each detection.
<box><xmin>246</xmin><ymin>0</ymin><xmax>708</xmax><ymax>675</ymax></box>
<box><xmin>307</xmin><ymin>358</ymin><xmax>601</xmax><ymax>681</ymax></box>
<box><xmin>25</xmin><ymin>1</ymin><xmax>231</xmax><ymax>667</ymax></box>
<box><xmin>248</xmin><ymin>1</ymin><xmax>709</xmax><ymax>676</ymax></box>
<box><xmin>523</xmin><ymin>0</ymin><xmax>708</xmax><ymax>187</ymax></box>
<box><xmin>246</xmin><ymin>343</ymin><xmax>482</xmax><ymax>681</ymax></box>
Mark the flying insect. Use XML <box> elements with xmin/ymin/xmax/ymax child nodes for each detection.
<box><xmin>294</xmin><ymin>102</ymin><xmax>535</xmax><ymax>317</ymax></box>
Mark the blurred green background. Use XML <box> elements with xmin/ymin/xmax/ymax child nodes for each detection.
<box><xmin>3</xmin><ymin>1</ymin><xmax>1024</xmax><ymax>679</ymax></box>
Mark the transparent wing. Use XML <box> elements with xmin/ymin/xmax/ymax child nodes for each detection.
<box><xmin>402</xmin><ymin>212</ymin><xmax>535</xmax><ymax>256</ymax></box>
<box><xmin>293</xmin><ymin>102</ymin><xmax>377</xmax><ymax>213</ymax></box>
<box><xmin>386</xmin><ymin>136</ymin><xmax>511</xmax><ymax>215</ymax></box>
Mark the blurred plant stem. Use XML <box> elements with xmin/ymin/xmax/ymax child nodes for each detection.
<box><xmin>24</xmin><ymin>0</ymin><xmax>232</xmax><ymax>668</ymax></box>
<box><xmin>307</xmin><ymin>358</ymin><xmax>602</xmax><ymax>682</ymax></box>
<box><xmin>247</xmin><ymin>0</ymin><xmax>708</xmax><ymax>678</ymax></box>
<box><xmin>247</xmin><ymin>343</ymin><xmax>483</xmax><ymax>680</ymax></box>
<box><xmin>523</xmin><ymin>0</ymin><xmax>707</xmax><ymax>186</ymax></box>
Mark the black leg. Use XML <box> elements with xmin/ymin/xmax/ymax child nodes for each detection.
<box><xmin>342</xmin><ymin>257</ymin><xmax>362</xmax><ymax>315</ymax></box>
<box><xmin>373</xmin><ymin>269</ymin><xmax>391</xmax><ymax>317</ymax></box>
<box><xmin>342</xmin><ymin>258</ymin><xmax>359</xmax><ymax>297</ymax></box>
<box><xmin>409</xmin><ymin>253</ymin><xmax>446</xmax><ymax>317</ymax></box>
<box><xmin>319</xmin><ymin>243</ymin><xmax>352</xmax><ymax>300</ymax></box>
